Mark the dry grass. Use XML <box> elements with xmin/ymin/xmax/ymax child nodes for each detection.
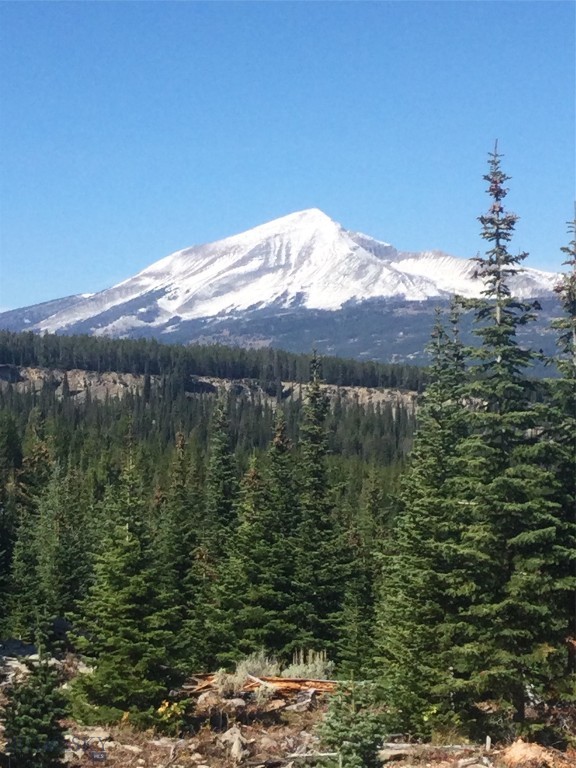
<box><xmin>280</xmin><ymin>649</ymin><xmax>335</xmax><ymax>680</ymax></box>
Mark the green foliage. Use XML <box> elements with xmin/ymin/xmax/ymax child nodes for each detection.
<box><xmin>155</xmin><ymin>432</ymin><xmax>209</xmax><ymax>670</ymax></box>
<box><xmin>0</xmin><ymin>329</ymin><xmax>426</xmax><ymax>390</ymax></box>
<box><xmin>2</xmin><ymin>657</ymin><xmax>67</xmax><ymax>768</ymax></box>
<box><xmin>204</xmin><ymin>392</ymin><xmax>239</xmax><ymax>555</ymax></box>
<box><xmin>446</xmin><ymin>148</ymin><xmax>573</xmax><ymax>725</ymax></box>
<box><xmin>71</xmin><ymin>455</ymin><xmax>180</xmax><ymax>721</ymax></box>
<box><xmin>293</xmin><ymin>355</ymin><xmax>347</xmax><ymax>656</ymax></box>
<box><xmin>544</xmin><ymin>215</ymin><xmax>576</xmax><ymax>689</ymax></box>
<box><xmin>214</xmin><ymin>414</ymin><xmax>305</xmax><ymax>663</ymax></box>
<box><xmin>376</xmin><ymin>149</ymin><xmax>575</xmax><ymax>740</ymax></box>
<box><xmin>0</xmin><ymin>313</ymin><xmax>421</xmax><ymax>730</ymax></box>
<box><xmin>1</xmin><ymin>176</ymin><xmax>573</xmax><ymax>741</ymax></box>
<box><xmin>376</xmin><ymin>303</ymin><xmax>470</xmax><ymax>736</ymax></box>
<box><xmin>0</xmin><ymin>412</ymin><xmax>22</xmax><ymax>610</ymax></box>
<box><xmin>319</xmin><ymin>681</ymin><xmax>387</xmax><ymax>768</ymax></box>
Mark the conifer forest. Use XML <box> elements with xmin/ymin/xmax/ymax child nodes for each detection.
<box><xmin>0</xmin><ymin>149</ymin><xmax>575</xmax><ymax>766</ymax></box>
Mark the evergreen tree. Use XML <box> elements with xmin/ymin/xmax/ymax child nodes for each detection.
<box><xmin>72</xmin><ymin>453</ymin><xmax>179</xmax><ymax>722</ymax></box>
<box><xmin>260</xmin><ymin>412</ymin><xmax>302</xmax><ymax>656</ymax></box>
<box><xmin>375</xmin><ymin>303</ymin><xmax>470</xmax><ymax>735</ymax></box>
<box><xmin>7</xmin><ymin>431</ymin><xmax>54</xmax><ymax>640</ymax></box>
<box><xmin>294</xmin><ymin>354</ymin><xmax>345</xmax><ymax>656</ymax></box>
<box><xmin>0</xmin><ymin>414</ymin><xmax>21</xmax><ymax>626</ymax></box>
<box><xmin>376</xmin><ymin>150</ymin><xmax>573</xmax><ymax>737</ymax></box>
<box><xmin>34</xmin><ymin>466</ymin><xmax>94</xmax><ymax>625</ymax></box>
<box><xmin>2</xmin><ymin>655</ymin><xmax>67</xmax><ymax>768</ymax></box>
<box><xmin>212</xmin><ymin>456</ymin><xmax>268</xmax><ymax>665</ymax></box>
<box><xmin>204</xmin><ymin>391</ymin><xmax>239</xmax><ymax>559</ymax></box>
<box><xmin>448</xmin><ymin>146</ymin><xmax>569</xmax><ymax>725</ymax></box>
<box><xmin>7</xmin><ymin>507</ymin><xmax>41</xmax><ymax>641</ymax></box>
<box><xmin>337</xmin><ymin>519</ymin><xmax>377</xmax><ymax>678</ymax></box>
<box><xmin>338</xmin><ymin>460</ymin><xmax>398</xmax><ymax>676</ymax></box>
<box><xmin>320</xmin><ymin>681</ymin><xmax>387</xmax><ymax>768</ymax></box>
<box><xmin>156</xmin><ymin>433</ymin><xmax>202</xmax><ymax>592</ymax></box>
<box><xmin>549</xmin><ymin>213</ymin><xmax>576</xmax><ymax>680</ymax></box>
<box><xmin>156</xmin><ymin>433</ymin><xmax>208</xmax><ymax>670</ymax></box>
<box><xmin>215</xmin><ymin>414</ymin><xmax>302</xmax><ymax>663</ymax></box>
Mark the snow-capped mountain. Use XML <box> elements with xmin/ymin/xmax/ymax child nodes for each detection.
<box><xmin>0</xmin><ymin>209</ymin><xmax>559</xmax><ymax>343</ymax></box>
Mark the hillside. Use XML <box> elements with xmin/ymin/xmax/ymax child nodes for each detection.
<box><xmin>0</xmin><ymin>363</ymin><xmax>418</xmax><ymax>412</ymax></box>
<box><xmin>0</xmin><ymin>209</ymin><xmax>560</xmax><ymax>363</ymax></box>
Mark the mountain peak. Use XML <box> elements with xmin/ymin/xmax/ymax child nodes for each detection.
<box><xmin>223</xmin><ymin>208</ymin><xmax>340</xmax><ymax>246</ymax></box>
<box><xmin>273</xmin><ymin>207</ymin><xmax>331</xmax><ymax>222</ymax></box>
<box><xmin>261</xmin><ymin>207</ymin><xmax>334</xmax><ymax>226</ymax></box>
<box><xmin>0</xmin><ymin>210</ymin><xmax>559</xmax><ymax>340</ymax></box>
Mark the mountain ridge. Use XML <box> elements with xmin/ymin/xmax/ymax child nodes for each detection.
<box><xmin>0</xmin><ymin>208</ymin><xmax>561</xmax><ymax>362</ymax></box>
<box><xmin>0</xmin><ymin>208</ymin><xmax>557</xmax><ymax>331</ymax></box>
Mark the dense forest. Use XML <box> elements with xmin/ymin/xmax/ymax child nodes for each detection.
<box><xmin>0</xmin><ymin>330</ymin><xmax>418</xmax><ymax>755</ymax></box>
<box><xmin>0</xmin><ymin>149</ymin><xmax>574</xmax><ymax>765</ymax></box>
<box><xmin>0</xmin><ymin>329</ymin><xmax>427</xmax><ymax>392</ymax></box>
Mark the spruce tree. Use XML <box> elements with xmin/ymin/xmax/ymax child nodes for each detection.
<box><xmin>337</xmin><ymin>460</ymin><xmax>389</xmax><ymax>677</ymax></box>
<box><xmin>294</xmin><ymin>354</ymin><xmax>345</xmax><ymax>657</ymax></box>
<box><xmin>261</xmin><ymin>412</ymin><xmax>302</xmax><ymax>656</ymax></box>
<box><xmin>2</xmin><ymin>655</ymin><xmax>67</xmax><ymax>768</ymax></box>
<box><xmin>549</xmin><ymin>213</ymin><xmax>576</xmax><ymax>680</ymax></box>
<box><xmin>35</xmin><ymin>466</ymin><xmax>94</xmax><ymax>624</ymax></box>
<box><xmin>375</xmin><ymin>303</ymin><xmax>470</xmax><ymax>735</ymax></box>
<box><xmin>214</xmin><ymin>414</ymin><xmax>302</xmax><ymax>663</ymax></box>
<box><xmin>446</xmin><ymin>146</ymin><xmax>569</xmax><ymax>727</ymax></box>
<box><xmin>0</xmin><ymin>412</ymin><xmax>22</xmax><ymax>614</ymax></box>
<box><xmin>7</xmin><ymin>507</ymin><xmax>41</xmax><ymax>640</ymax></box>
<box><xmin>337</xmin><ymin>517</ymin><xmax>377</xmax><ymax>678</ymax></box>
<box><xmin>155</xmin><ymin>433</ymin><xmax>209</xmax><ymax>670</ymax></box>
<box><xmin>204</xmin><ymin>391</ymin><xmax>239</xmax><ymax>559</ymax></box>
<box><xmin>376</xmin><ymin>150</ymin><xmax>573</xmax><ymax>736</ymax></box>
<box><xmin>212</xmin><ymin>456</ymin><xmax>268</xmax><ymax>665</ymax></box>
<box><xmin>72</xmin><ymin>452</ymin><xmax>179</xmax><ymax>723</ymax></box>
<box><xmin>7</xmin><ymin>432</ymin><xmax>54</xmax><ymax>641</ymax></box>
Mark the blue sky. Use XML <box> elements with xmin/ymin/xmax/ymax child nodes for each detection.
<box><xmin>0</xmin><ymin>0</ymin><xmax>574</xmax><ymax>310</ymax></box>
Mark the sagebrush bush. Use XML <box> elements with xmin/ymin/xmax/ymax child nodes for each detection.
<box><xmin>281</xmin><ymin>649</ymin><xmax>335</xmax><ymax>680</ymax></box>
<box><xmin>214</xmin><ymin>649</ymin><xmax>281</xmax><ymax>695</ymax></box>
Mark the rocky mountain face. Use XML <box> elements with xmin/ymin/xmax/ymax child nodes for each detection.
<box><xmin>0</xmin><ymin>209</ymin><xmax>560</xmax><ymax>363</ymax></box>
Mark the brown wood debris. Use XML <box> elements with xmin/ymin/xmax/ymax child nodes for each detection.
<box><xmin>501</xmin><ymin>739</ymin><xmax>576</xmax><ymax>768</ymax></box>
<box><xmin>177</xmin><ymin>673</ymin><xmax>338</xmax><ymax>698</ymax></box>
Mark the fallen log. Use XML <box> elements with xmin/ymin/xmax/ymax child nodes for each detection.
<box><xmin>176</xmin><ymin>673</ymin><xmax>339</xmax><ymax>698</ymax></box>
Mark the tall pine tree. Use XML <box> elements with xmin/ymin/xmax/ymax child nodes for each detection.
<box><xmin>445</xmin><ymin>146</ymin><xmax>568</xmax><ymax>727</ymax></box>
<box><xmin>376</xmin><ymin>303</ymin><xmax>470</xmax><ymax>735</ymax></box>
<box><xmin>549</xmin><ymin>213</ymin><xmax>576</xmax><ymax>682</ymax></box>
<box><xmin>204</xmin><ymin>391</ymin><xmax>239</xmax><ymax>560</ymax></box>
<box><xmin>293</xmin><ymin>354</ymin><xmax>345</xmax><ymax>657</ymax></box>
<box><xmin>214</xmin><ymin>414</ymin><xmax>302</xmax><ymax>663</ymax></box>
<box><xmin>155</xmin><ymin>433</ymin><xmax>208</xmax><ymax>670</ymax></box>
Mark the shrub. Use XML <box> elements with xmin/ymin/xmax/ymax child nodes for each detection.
<box><xmin>281</xmin><ymin>649</ymin><xmax>335</xmax><ymax>680</ymax></box>
<box><xmin>2</xmin><ymin>657</ymin><xmax>67</xmax><ymax>768</ymax></box>
<box><xmin>319</xmin><ymin>681</ymin><xmax>387</xmax><ymax>768</ymax></box>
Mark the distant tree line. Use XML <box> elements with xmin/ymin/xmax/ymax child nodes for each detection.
<box><xmin>0</xmin><ymin>330</ymin><xmax>427</xmax><ymax>391</ymax></box>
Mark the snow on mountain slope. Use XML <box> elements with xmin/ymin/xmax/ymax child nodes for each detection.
<box><xmin>2</xmin><ymin>208</ymin><xmax>560</xmax><ymax>338</ymax></box>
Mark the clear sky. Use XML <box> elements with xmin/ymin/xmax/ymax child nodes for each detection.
<box><xmin>0</xmin><ymin>0</ymin><xmax>574</xmax><ymax>311</ymax></box>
